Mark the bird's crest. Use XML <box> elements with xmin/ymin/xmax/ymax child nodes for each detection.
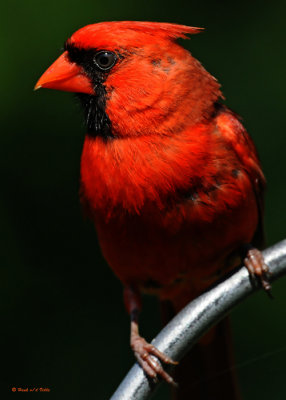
<box><xmin>70</xmin><ymin>21</ymin><xmax>203</xmax><ymax>49</ymax></box>
<box><xmin>93</xmin><ymin>21</ymin><xmax>203</xmax><ymax>39</ymax></box>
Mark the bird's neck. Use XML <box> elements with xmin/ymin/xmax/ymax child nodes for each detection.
<box><xmin>105</xmin><ymin>52</ymin><xmax>222</xmax><ymax>138</ymax></box>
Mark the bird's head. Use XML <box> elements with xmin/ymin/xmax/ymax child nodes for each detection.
<box><xmin>35</xmin><ymin>21</ymin><xmax>222</xmax><ymax>138</ymax></box>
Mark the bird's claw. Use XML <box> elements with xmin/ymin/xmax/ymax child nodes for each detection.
<box><xmin>244</xmin><ymin>248</ymin><xmax>272</xmax><ymax>297</ymax></box>
<box><xmin>131</xmin><ymin>335</ymin><xmax>178</xmax><ymax>386</ymax></box>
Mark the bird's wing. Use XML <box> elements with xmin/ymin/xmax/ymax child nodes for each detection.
<box><xmin>215</xmin><ymin>105</ymin><xmax>266</xmax><ymax>247</ymax></box>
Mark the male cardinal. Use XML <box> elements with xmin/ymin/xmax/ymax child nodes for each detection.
<box><xmin>35</xmin><ymin>21</ymin><xmax>270</xmax><ymax>399</ymax></box>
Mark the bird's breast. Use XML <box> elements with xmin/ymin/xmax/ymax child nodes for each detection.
<box><xmin>80</xmin><ymin>129</ymin><xmax>259</xmax><ymax>302</ymax></box>
<box><xmin>80</xmin><ymin>122</ymin><xmax>220</xmax><ymax>215</ymax></box>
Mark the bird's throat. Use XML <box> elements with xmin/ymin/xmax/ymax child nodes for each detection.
<box><xmin>76</xmin><ymin>92</ymin><xmax>113</xmax><ymax>139</ymax></box>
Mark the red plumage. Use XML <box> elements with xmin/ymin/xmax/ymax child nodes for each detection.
<box><xmin>36</xmin><ymin>21</ymin><xmax>267</xmax><ymax>399</ymax></box>
<box><xmin>81</xmin><ymin>109</ymin><xmax>262</xmax><ymax>308</ymax></box>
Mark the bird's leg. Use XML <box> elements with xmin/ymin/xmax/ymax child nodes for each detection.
<box><xmin>123</xmin><ymin>286</ymin><xmax>178</xmax><ymax>385</ymax></box>
<box><xmin>243</xmin><ymin>245</ymin><xmax>272</xmax><ymax>297</ymax></box>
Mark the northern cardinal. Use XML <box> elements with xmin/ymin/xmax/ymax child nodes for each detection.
<box><xmin>35</xmin><ymin>21</ymin><xmax>270</xmax><ymax>399</ymax></box>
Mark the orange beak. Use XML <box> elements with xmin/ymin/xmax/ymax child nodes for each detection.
<box><xmin>34</xmin><ymin>51</ymin><xmax>94</xmax><ymax>95</ymax></box>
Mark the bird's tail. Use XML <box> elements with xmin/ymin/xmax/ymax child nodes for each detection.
<box><xmin>160</xmin><ymin>301</ymin><xmax>241</xmax><ymax>400</ymax></box>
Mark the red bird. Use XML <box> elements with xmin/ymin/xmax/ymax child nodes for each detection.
<box><xmin>35</xmin><ymin>21</ymin><xmax>270</xmax><ymax>399</ymax></box>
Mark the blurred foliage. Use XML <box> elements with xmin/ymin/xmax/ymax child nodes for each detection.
<box><xmin>1</xmin><ymin>0</ymin><xmax>286</xmax><ymax>398</ymax></box>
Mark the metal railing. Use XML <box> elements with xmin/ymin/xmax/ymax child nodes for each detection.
<box><xmin>110</xmin><ymin>239</ymin><xmax>286</xmax><ymax>400</ymax></box>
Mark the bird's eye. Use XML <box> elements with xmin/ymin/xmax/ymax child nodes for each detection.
<box><xmin>94</xmin><ymin>51</ymin><xmax>117</xmax><ymax>71</ymax></box>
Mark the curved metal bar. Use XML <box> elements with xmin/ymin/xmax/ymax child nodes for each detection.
<box><xmin>110</xmin><ymin>239</ymin><xmax>286</xmax><ymax>400</ymax></box>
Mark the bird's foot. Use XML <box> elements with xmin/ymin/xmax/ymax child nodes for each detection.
<box><xmin>244</xmin><ymin>248</ymin><xmax>272</xmax><ymax>297</ymax></box>
<box><xmin>131</xmin><ymin>334</ymin><xmax>178</xmax><ymax>386</ymax></box>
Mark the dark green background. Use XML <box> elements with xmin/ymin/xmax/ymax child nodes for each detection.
<box><xmin>1</xmin><ymin>0</ymin><xmax>286</xmax><ymax>398</ymax></box>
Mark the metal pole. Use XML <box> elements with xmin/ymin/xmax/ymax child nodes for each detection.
<box><xmin>110</xmin><ymin>239</ymin><xmax>286</xmax><ymax>400</ymax></box>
